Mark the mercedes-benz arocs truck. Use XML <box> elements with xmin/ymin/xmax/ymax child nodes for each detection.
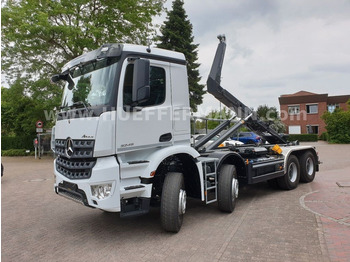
<box><xmin>51</xmin><ymin>35</ymin><xmax>319</xmax><ymax>232</ymax></box>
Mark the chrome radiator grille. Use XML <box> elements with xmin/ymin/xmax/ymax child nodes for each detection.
<box><xmin>55</xmin><ymin>139</ymin><xmax>96</xmax><ymax>180</ymax></box>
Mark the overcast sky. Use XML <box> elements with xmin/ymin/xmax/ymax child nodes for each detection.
<box><xmin>155</xmin><ymin>0</ymin><xmax>350</xmax><ymax>115</ymax></box>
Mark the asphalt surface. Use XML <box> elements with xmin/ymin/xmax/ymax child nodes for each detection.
<box><xmin>1</xmin><ymin>141</ymin><xmax>350</xmax><ymax>261</ymax></box>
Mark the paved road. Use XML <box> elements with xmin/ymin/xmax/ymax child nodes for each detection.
<box><xmin>1</xmin><ymin>141</ymin><xmax>349</xmax><ymax>261</ymax></box>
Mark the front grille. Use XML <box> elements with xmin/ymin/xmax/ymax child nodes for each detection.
<box><xmin>55</xmin><ymin>139</ymin><xmax>96</xmax><ymax>180</ymax></box>
<box><xmin>55</xmin><ymin>139</ymin><xmax>94</xmax><ymax>159</ymax></box>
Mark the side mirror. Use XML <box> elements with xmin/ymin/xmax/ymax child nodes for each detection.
<box><xmin>132</xmin><ymin>59</ymin><xmax>150</xmax><ymax>104</ymax></box>
<box><xmin>51</xmin><ymin>74</ymin><xmax>61</xmax><ymax>83</ymax></box>
<box><xmin>51</xmin><ymin>73</ymin><xmax>75</xmax><ymax>90</ymax></box>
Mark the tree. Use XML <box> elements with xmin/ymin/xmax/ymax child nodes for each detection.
<box><xmin>256</xmin><ymin>104</ymin><xmax>286</xmax><ymax>133</ymax></box>
<box><xmin>322</xmin><ymin>101</ymin><xmax>350</xmax><ymax>143</ymax></box>
<box><xmin>205</xmin><ymin>107</ymin><xmax>233</xmax><ymax>130</ymax></box>
<box><xmin>2</xmin><ymin>0</ymin><xmax>165</xmax><ymax>82</ymax></box>
<box><xmin>1</xmin><ymin>83</ymin><xmax>52</xmax><ymax>137</ymax></box>
<box><xmin>256</xmin><ymin>105</ymin><xmax>278</xmax><ymax>120</ymax></box>
<box><xmin>157</xmin><ymin>0</ymin><xmax>205</xmax><ymax>112</ymax></box>
<box><xmin>1</xmin><ymin>0</ymin><xmax>165</xmax><ymax>136</ymax></box>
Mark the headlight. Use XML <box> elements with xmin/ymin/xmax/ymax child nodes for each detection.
<box><xmin>91</xmin><ymin>184</ymin><xmax>112</xmax><ymax>200</ymax></box>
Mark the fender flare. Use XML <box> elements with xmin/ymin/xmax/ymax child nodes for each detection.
<box><xmin>142</xmin><ymin>145</ymin><xmax>200</xmax><ymax>177</ymax></box>
<box><xmin>142</xmin><ymin>145</ymin><xmax>204</xmax><ymax>200</ymax></box>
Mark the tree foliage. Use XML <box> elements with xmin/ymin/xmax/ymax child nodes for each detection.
<box><xmin>256</xmin><ymin>105</ymin><xmax>278</xmax><ymax>120</ymax></box>
<box><xmin>256</xmin><ymin>104</ymin><xmax>286</xmax><ymax>133</ymax></box>
<box><xmin>2</xmin><ymin>0</ymin><xmax>165</xmax><ymax>80</ymax></box>
<box><xmin>1</xmin><ymin>82</ymin><xmax>58</xmax><ymax>137</ymax></box>
<box><xmin>194</xmin><ymin>107</ymin><xmax>233</xmax><ymax>130</ymax></box>
<box><xmin>157</xmin><ymin>0</ymin><xmax>205</xmax><ymax>112</ymax></box>
<box><xmin>1</xmin><ymin>0</ymin><xmax>165</xmax><ymax>137</ymax></box>
<box><xmin>322</xmin><ymin>101</ymin><xmax>350</xmax><ymax>144</ymax></box>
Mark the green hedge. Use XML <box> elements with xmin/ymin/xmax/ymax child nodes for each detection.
<box><xmin>288</xmin><ymin>134</ymin><xmax>318</xmax><ymax>142</ymax></box>
<box><xmin>319</xmin><ymin>132</ymin><xmax>329</xmax><ymax>141</ymax></box>
<box><xmin>1</xmin><ymin>149</ymin><xmax>34</xmax><ymax>156</ymax></box>
<box><xmin>1</xmin><ymin>136</ymin><xmax>34</xmax><ymax>150</ymax></box>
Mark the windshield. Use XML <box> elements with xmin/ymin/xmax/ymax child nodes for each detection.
<box><xmin>61</xmin><ymin>57</ymin><xmax>119</xmax><ymax>110</ymax></box>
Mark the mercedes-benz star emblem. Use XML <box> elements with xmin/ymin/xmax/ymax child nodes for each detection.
<box><xmin>65</xmin><ymin>138</ymin><xmax>74</xmax><ymax>158</ymax></box>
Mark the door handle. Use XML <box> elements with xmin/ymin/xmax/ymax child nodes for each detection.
<box><xmin>159</xmin><ymin>133</ymin><xmax>172</xmax><ymax>142</ymax></box>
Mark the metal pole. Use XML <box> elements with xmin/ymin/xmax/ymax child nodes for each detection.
<box><xmin>38</xmin><ymin>134</ymin><xmax>41</xmax><ymax>159</ymax></box>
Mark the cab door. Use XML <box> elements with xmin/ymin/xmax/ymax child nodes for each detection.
<box><xmin>116</xmin><ymin>58</ymin><xmax>172</xmax><ymax>153</ymax></box>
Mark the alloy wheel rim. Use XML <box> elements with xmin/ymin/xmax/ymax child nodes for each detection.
<box><xmin>178</xmin><ymin>189</ymin><xmax>186</xmax><ymax>215</ymax></box>
<box><xmin>231</xmin><ymin>178</ymin><xmax>239</xmax><ymax>200</ymax></box>
<box><xmin>306</xmin><ymin>157</ymin><xmax>314</xmax><ymax>176</ymax></box>
<box><xmin>288</xmin><ymin>162</ymin><xmax>297</xmax><ymax>182</ymax></box>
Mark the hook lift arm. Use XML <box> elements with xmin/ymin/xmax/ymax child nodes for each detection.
<box><xmin>195</xmin><ymin>35</ymin><xmax>288</xmax><ymax>151</ymax></box>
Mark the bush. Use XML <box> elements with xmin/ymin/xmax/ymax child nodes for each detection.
<box><xmin>1</xmin><ymin>136</ymin><xmax>34</xmax><ymax>150</ymax></box>
<box><xmin>319</xmin><ymin>132</ymin><xmax>329</xmax><ymax>141</ymax></box>
<box><xmin>288</xmin><ymin>134</ymin><xmax>318</xmax><ymax>142</ymax></box>
<box><xmin>1</xmin><ymin>149</ymin><xmax>32</xmax><ymax>156</ymax></box>
<box><xmin>322</xmin><ymin>109</ymin><xmax>350</xmax><ymax>144</ymax></box>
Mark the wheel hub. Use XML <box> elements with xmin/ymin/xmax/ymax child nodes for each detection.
<box><xmin>288</xmin><ymin>162</ymin><xmax>297</xmax><ymax>182</ymax></box>
<box><xmin>232</xmin><ymin>178</ymin><xmax>239</xmax><ymax>199</ymax></box>
<box><xmin>178</xmin><ymin>189</ymin><xmax>186</xmax><ymax>215</ymax></box>
<box><xmin>306</xmin><ymin>157</ymin><xmax>314</xmax><ymax>175</ymax></box>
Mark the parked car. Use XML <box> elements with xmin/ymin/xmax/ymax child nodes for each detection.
<box><xmin>231</xmin><ymin>132</ymin><xmax>262</xmax><ymax>144</ymax></box>
<box><xmin>222</xmin><ymin>138</ymin><xmax>244</xmax><ymax>146</ymax></box>
<box><xmin>192</xmin><ymin>134</ymin><xmax>243</xmax><ymax>148</ymax></box>
<box><xmin>192</xmin><ymin>134</ymin><xmax>220</xmax><ymax>148</ymax></box>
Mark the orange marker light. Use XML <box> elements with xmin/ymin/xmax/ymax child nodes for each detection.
<box><xmin>272</xmin><ymin>144</ymin><xmax>282</xmax><ymax>154</ymax></box>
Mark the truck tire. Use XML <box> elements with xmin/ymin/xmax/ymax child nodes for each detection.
<box><xmin>218</xmin><ymin>164</ymin><xmax>238</xmax><ymax>212</ymax></box>
<box><xmin>277</xmin><ymin>155</ymin><xmax>300</xmax><ymax>190</ymax></box>
<box><xmin>160</xmin><ymin>172</ymin><xmax>186</xmax><ymax>233</ymax></box>
<box><xmin>299</xmin><ymin>151</ymin><xmax>316</xmax><ymax>183</ymax></box>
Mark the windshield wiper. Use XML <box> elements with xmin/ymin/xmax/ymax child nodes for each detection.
<box><xmin>59</xmin><ymin>101</ymin><xmax>91</xmax><ymax>112</ymax></box>
<box><xmin>70</xmin><ymin>101</ymin><xmax>91</xmax><ymax>112</ymax></box>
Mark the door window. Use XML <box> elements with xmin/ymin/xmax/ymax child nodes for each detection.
<box><xmin>123</xmin><ymin>64</ymin><xmax>166</xmax><ymax>107</ymax></box>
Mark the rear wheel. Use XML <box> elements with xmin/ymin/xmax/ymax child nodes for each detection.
<box><xmin>277</xmin><ymin>155</ymin><xmax>300</xmax><ymax>190</ymax></box>
<box><xmin>300</xmin><ymin>151</ymin><xmax>316</xmax><ymax>183</ymax></box>
<box><xmin>160</xmin><ymin>172</ymin><xmax>186</xmax><ymax>233</ymax></box>
<box><xmin>218</xmin><ymin>164</ymin><xmax>238</xmax><ymax>212</ymax></box>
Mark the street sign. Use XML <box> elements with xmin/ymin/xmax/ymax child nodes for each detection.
<box><xmin>36</xmin><ymin>128</ymin><xmax>43</xmax><ymax>133</ymax></box>
<box><xmin>36</xmin><ymin>120</ymin><xmax>43</xmax><ymax>128</ymax></box>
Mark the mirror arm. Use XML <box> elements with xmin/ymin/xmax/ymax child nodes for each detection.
<box><xmin>123</xmin><ymin>105</ymin><xmax>143</xmax><ymax>112</ymax></box>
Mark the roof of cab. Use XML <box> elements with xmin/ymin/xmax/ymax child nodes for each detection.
<box><xmin>62</xmin><ymin>43</ymin><xmax>186</xmax><ymax>72</ymax></box>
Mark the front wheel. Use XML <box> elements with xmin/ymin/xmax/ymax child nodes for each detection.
<box><xmin>277</xmin><ymin>155</ymin><xmax>300</xmax><ymax>190</ymax></box>
<box><xmin>160</xmin><ymin>172</ymin><xmax>186</xmax><ymax>233</ymax></box>
<box><xmin>218</xmin><ymin>164</ymin><xmax>239</xmax><ymax>212</ymax></box>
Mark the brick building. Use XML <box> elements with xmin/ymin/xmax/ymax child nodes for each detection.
<box><xmin>279</xmin><ymin>91</ymin><xmax>350</xmax><ymax>135</ymax></box>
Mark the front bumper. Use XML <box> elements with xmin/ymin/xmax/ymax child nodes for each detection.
<box><xmin>54</xmin><ymin>156</ymin><xmax>121</xmax><ymax>212</ymax></box>
<box><xmin>54</xmin><ymin>156</ymin><xmax>153</xmax><ymax>212</ymax></box>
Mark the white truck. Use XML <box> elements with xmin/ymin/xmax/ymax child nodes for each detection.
<box><xmin>51</xmin><ymin>35</ymin><xmax>319</xmax><ymax>232</ymax></box>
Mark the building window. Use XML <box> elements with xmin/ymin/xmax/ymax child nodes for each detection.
<box><xmin>288</xmin><ymin>105</ymin><xmax>300</xmax><ymax>115</ymax></box>
<box><xmin>289</xmin><ymin>125</ymin><xmax>301</xmax><ymax>134</ymax></box>
<box><xmin>306</xmin><ymin>125</ymin><xmax>319</xmax><ymax>134</ymax></box>
<box><xmin>327</xmin><ymin>104</ymin><xmax>339</xmax><ymax>113</ymax></box>
<box><xmin>306</xmin><ymin>104</ymin><xmax>318</xmax><ymax>114</ymax></box>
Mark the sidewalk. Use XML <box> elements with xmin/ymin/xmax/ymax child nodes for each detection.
<box><xmin>301</xmin><ymin>142</ymin><xmax>350</xmax><ymax>262</ymax></box>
